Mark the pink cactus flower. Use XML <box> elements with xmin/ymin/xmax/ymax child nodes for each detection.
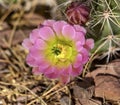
<box><xmin>22</xmin><ymin>20</ymin><xmax>94</xmax><ymax>84</ymax></box>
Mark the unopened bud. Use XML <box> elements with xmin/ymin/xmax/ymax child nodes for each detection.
<box><xmin>65</xmin><ymin>1</ymin><xmax>90</xmax><ymax>25</ymax></box>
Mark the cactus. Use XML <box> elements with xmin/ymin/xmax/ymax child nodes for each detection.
<box><xmin>88</xmin><ymin>0</ymin><xmax>120</xmax><ymax>63</ymax></box>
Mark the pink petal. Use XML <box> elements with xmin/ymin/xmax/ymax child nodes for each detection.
<box><xmin>45</xmin><ymin>67</ymin><xmax>60</xmax><ymax>79</ymax></box>
<box><xmin>43</xmin><ymin>20</ymin><xmax>56</xmax><ymax>27</ymax></box>
<box><xmin>80</xmin><ymin>48</ymin><xmax>89</xmax><ymax>64</ymax></box>
<box><xmin>30</xmin><ymin>29</ymin><xmax>41</xmax><ymax>43</ymax></box>
<box><xmin>60</xmin><ymin>75</ymin><xmax>70</xmax><ymax>84</ymax></box>
<box><xmin>33</xmin><ymin>64</ymin><xmax>51</xmax><ymax>75</ymax></box>
<box><xmin>34</xmin><ymin>39</ymin><xmax>47</xmax><ymax>50</ymax></box>
<box><xmin>62</xmin><ymin>65</ymin><xmax>72</xmax><ymax>76</ymax></box>
<box><xmin>71</xmin><ymin>65</ymin><xmax>83</xmax><ymax>77</ymax></box>
<box><xmin>30</xmin><ymin>46</ymin><xmax>44</xmax><ymax>60</ymax></box>
<box><xmin>81</xmin><ymin>48</ymin><xmax>89</xmax><ymax>56</ymax></box>
<box><xmin>22</xmin><ymin>38</ymin><xmax>33</xmax><ymax>50</ymax></box>
<box><xmin>82</xmin><ymin>55</ymin><xmax>89</xmax><ymax>64</ymax></box>
<box><xmin>45</xmin><ymin>73</ymin><xmax>57</xmax><ymax>79</ymax></box>
<box><xmin>62</xmin><ymin>25</ymin><xmax>75</xmax><ymax>39</ymax></box>
<box><xmin>85</xmin><ymin>39</ymin><xmax>94</xmax><ymax>50</ymax></box>
<box><xmin>76</xmin><ymin>42</ymin><xmax>84</xmax><ymax>52</ymax></box>
<box><xmin>39</xmin><ymin>27</ymin><xmax>55</xmax><ymax>40</ymax></box>
<box><xmin>27</xmin><ymin>53</ymin><xmax>49</xmax><ymax>67</ymax></box>
<box><xmin>73</xmin><ymin>54</ymin><xmax>82</xmax><ymax>68</ymax></box>
<box><xmin>74</xmin><ymin>25</ymin><xmax>86</xmax><ymax>34</ymax></box>
<box><xmin>75</xmin><ymin>32</ymin><xmax>85</xmax><ymax>45</ymax></box>
<box><xmin>44</xmin><ymin>66</ymin><xmax>55</xmax><ymax>74</ymax></box>
<box><xmin>37</xmin><ymin>63</ymin><xmax>50</xmax><ymax>74</ymax></box>
<box><xmin>53</xmin><ymin>21</ymin><xmax>67</xmax><ymax>35</ymax></box>
<box><xmin>26</xmin><ymin>54</ymin><xmax>38</xmax><ymax>67</ymax></box>
<box><xmin>32</xmin><ymin>67</ymin><xmax>41</xmax><ymax>75</ymax></box>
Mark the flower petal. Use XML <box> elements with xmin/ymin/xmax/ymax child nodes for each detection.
<box><xmin>26</xmin><ymin>54</ymin><xmax>38</xmax><ymax>67</ymax></box>
<box><xmin>30</xmin><ymin>29</ymin><xmax>41</xmax><ymax>43</ymax></box>
<box><xmin>32</xmin><ymin>67</ymin><xmax>41</xmax><ymax>75</ymax></box>
<box><xmin>32</xmin><ymin>63</ymin><xmax>50</xmax><ymax>75</ymax></box>
<box><xmin>85</xmin><ymin>39</ymin><xmax>94</xmax><ymax>50</ymax></box>
<box><xmin>73</xmin><ymin>54</ymin><xmax>82</xmax><ymax>68</ymax></box>
<box><xmin>74</xmin><ymin>25</ymin><xmax>86</xmax><ymax>34</ymax></box>
<box><xmin>27</xmin><ymin>51</ymin><xmax>49</xmax><ymax>68</ymax></box>
<box><xmin>62</xmin><ymin>65</ymin><xmax>72</xmax><ymax>76</ymax></box>
<box><xmin>62</xmin><ymin>25</ymin><xmax>75</xmax><ymax>39</ymax></box>
<box><xmin>80</xmin><ymin>48</ymin><xmax>89</xmax><ymax>64</ymax></box>
<box><xmin>53</xmin><ymin>21</ymin><xmax>67</xmax><ymax>35</ymax></box>
<box><xmin>43</xmin><ymin>20</ymin><xmax>56</xmax><ymax>27</ymax></box>
<box><xmin>37</xmin><ymin>63</ymin><xmax>50</xmax><ymax>74</ymax></box>
<box><xmin>34</xmin><ymin>39</ymin><xmax>47</xmax><ymax>50</ymax></box>
<box><xmin>76</xmin><ymin>42</ymin><xmax>84</xmax><ymax>52</ymax></box>
<box><xmin>45</xmin><ymin>67</ymin><xmax>60</xmax><ymax>79</ymax></box>
<box><xmin>75</xmin><ymin>32</ymin><xmax>85</xmax><ymax>45</ymax></box>
<box><xmin>60</xmin><ymin>75</ymin><xmax>70</xmax><ymax>84</ymax></box>
<box><xmin>39</xmin><ymin>27</ymin><xmax>55</xmax><ymax>40</ymax></box>
<box><xmin>44</xmin><ymin>66</ymin><xmax>55</xmax><ymax>74</ymax></box>
<box><xmin>30</xmin><ymin>46</ymin><xmax>44</xmax><ymax>60</ymax></box>
<box><xmin>22</xmin><ymin>38</ymin><xmax>33</xmax><ymax>50</ymax></box>
<box><xmin>71</xmin><ymin>65</ymin><xmax>83</xmax><ymax>77</ymax></box>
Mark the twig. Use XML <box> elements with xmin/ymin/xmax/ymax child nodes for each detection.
<box><xmin>0</xmin><ymin>5</ymin><xmax>13</xmax><ymax>24</ymax></box>
<box><xmin>42</xmin><ymin>83</ymin><xmax>60</xmax><ymax>97</ymax></box>
<box><xmin>8</xmin><ymin>9</ymin><xmax>24</xmax><ymax>47</ymax></box>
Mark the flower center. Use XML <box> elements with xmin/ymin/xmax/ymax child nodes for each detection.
<box><xmin>52</xmin><ymin>44</ymin><xmax>62</xmax><ymax>56</ymax></box>
<box><xmin>45</xmin><ymin>38</ymin><xmax>77</xmax><ymax>68</ymax></box>
<box><xmin>52</xmin><ymin>43</ymin><xmax>72</xmax><ymax>62</ymax></box>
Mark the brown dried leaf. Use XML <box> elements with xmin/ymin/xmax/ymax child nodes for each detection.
<box><xmin>94</xmin><ymin>75</ymin><xmax>120</xmax><ymax>101</ymax></box>
<box><xmin>72</xmin><ymin>85</ymin><xmax>100</xmax><ymax>105</ymax></box>
<box><xmin>75</xmin><ymin>99</ymin><xmax>102</xmax><ymax>105</ymax></box>
<box><xmin>73</xmin><ymin>85</ymin><xmax>91</xmax><ymax>99</ymax></box>
<box><xmin>86</xmin><ymin>59</ymin><xmax>120</xmax><ymax>79</ymax></box>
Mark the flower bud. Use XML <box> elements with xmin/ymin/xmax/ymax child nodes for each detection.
<box><xmin>65</xmin><ymin>1</ymin><xmax>90</xmax><ymax>25</ymax></box>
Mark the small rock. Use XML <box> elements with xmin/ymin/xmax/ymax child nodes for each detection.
<box><xmin>94</xmin><ymin>75</ymin><xmax>120</xmax><ymax>101</ymax></box>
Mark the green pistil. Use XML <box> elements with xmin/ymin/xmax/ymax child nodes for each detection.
<box><xmin>52</xmin><ymin>46</ymin><xmax>62</xmax><ymax>55</ymax></box>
